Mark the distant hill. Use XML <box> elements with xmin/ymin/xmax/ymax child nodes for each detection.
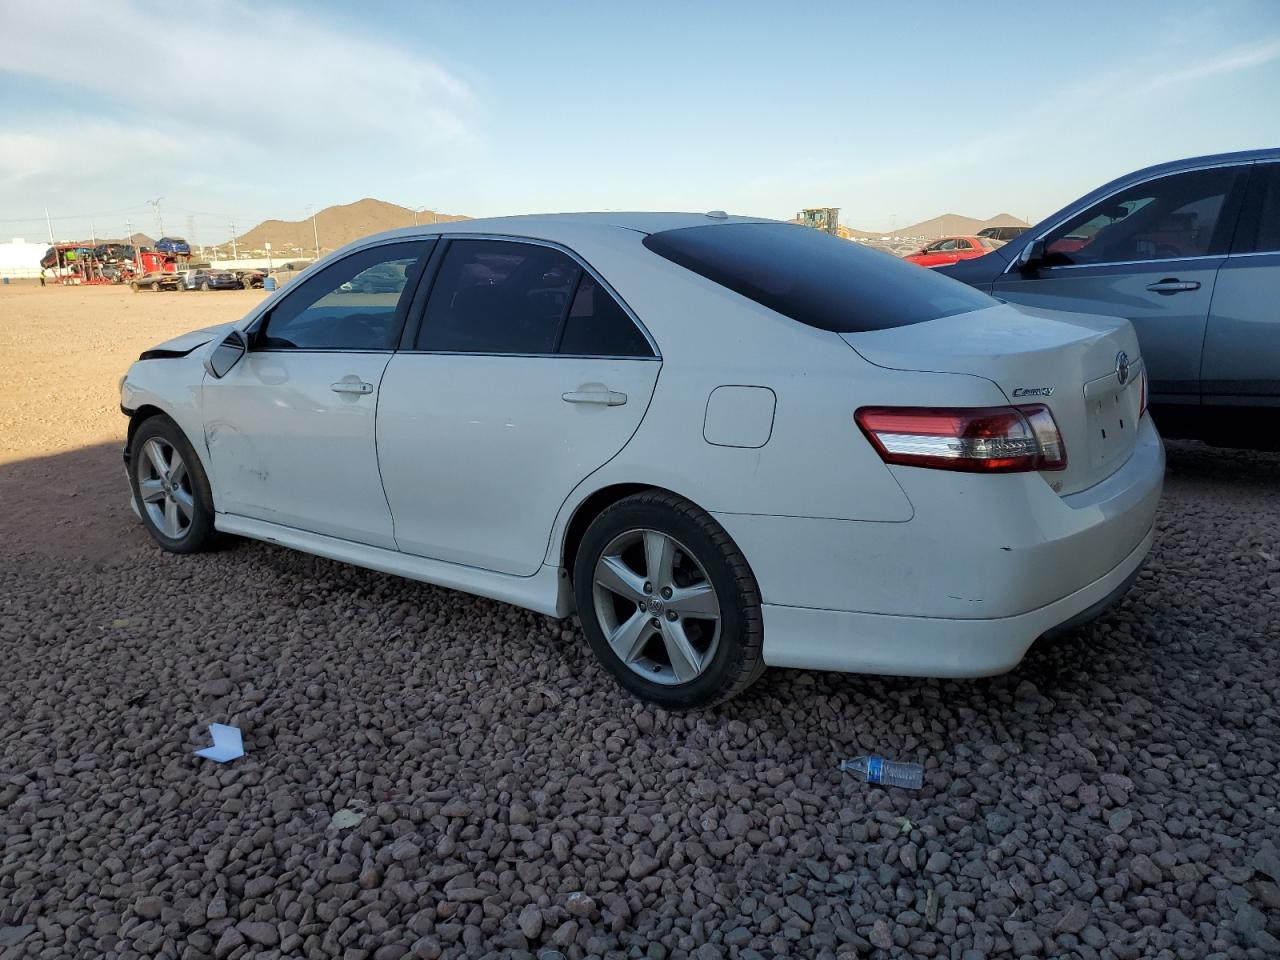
<box><xmin>95</xmin><ymin>232</ymin><xmax>154</xmax><ymax>248</ymax></box>
<box><xmin>232</xmin><ymin>199</ymin><xmax>469</xmax><ymax>256</ymax></box>
<box><xmin>886</xmin><ymin>212</ymin><xmax>1029</xmax><ymax>239</ymax></box>
<box><xmin>791</xmin><ymin>211</ymin><xmax>1030</xmax><ymax>240</ymax></box>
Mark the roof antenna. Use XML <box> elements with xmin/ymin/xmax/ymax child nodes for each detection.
<box><xmin>705</xmin><ymin>210</ymin><xmax>728</xmax><ymax>219</ymax></box>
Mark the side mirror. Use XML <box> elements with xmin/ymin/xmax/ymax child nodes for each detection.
<box><xmin>204</xmin><ymin>329</ymin><xmax>249</xmax><ymax>379</ymax></box>
<box><xmin>1017</xmin><ymin>239</ymin><xmax>1046</xmax><ymax>272</ymax></box>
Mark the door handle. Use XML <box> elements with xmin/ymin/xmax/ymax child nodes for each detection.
<box><xmin>562</xmin><ymin>389</ymin><xmax>627</xmax><ymax>406</ymax></box>
<box><xmin>1145</xmin><ymin>279</ymin><xmax>1201</xmax><ymax>293</ymax></box>
<box><xmin>330</xmin><ymin>380</ymin><xmax>374</xmax><ymax>395</ymax></box>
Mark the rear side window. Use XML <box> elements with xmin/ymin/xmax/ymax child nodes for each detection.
<box><xmin>558</xmin><ymin>275</ymin><xmax>652</xmax><ymax>357</ymax></box>
<box><xmin>419</xmin><ymin>239</ymin><xmax>653</xmax><ymax>356</ymax></box>
<box><xmin>643</xmin><ymin>222</ymin><xmax>993</xmax><ymax>332</ymax></box>
<box><xmin>1234</xmin><ymin>163</ymin><xmax>1280</xmax><ymax>254</ymax></box>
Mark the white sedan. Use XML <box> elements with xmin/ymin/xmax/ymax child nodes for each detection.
<box><xmin>119</xmin><ymin>213</ymin><xmax>1164</xmax><ymax>707</ymax></box>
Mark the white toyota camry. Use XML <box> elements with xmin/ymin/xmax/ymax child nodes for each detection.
<box><xmin>119</xmin><ymin>213</ymin><xmax>1164</xmax><ymax>707</ymax></box>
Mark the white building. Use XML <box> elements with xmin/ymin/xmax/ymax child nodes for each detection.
<box><xmin>0</xmin><ymin>238</ymin><xmax>47</xmax><ymax>278</ymax></box>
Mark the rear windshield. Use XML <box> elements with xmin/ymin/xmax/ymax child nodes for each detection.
<box><xmin>643</xmin><ymin>222</ymin><xmax>993</xmax><ymax>333</ymax></box>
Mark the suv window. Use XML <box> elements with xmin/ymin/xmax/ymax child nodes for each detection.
<box><xmin>258</xmin><ymin>241</ymin><xmax>430</xmax><ymax>350</ymax></box>
<box><xmin>1042</xmin><ymin>166</ymin><xmax>1246</xmax><ymax>266</ymax></box>
<box><xmin>418</xmin><ymin>239</ymin><xmax>652</xmax><ymax>356</ymax></box>
<box><xmin>1234</xmin><ymin>163</ymin><xmax>1280</xmax><ymax>254</ymax></box>
<box><xmin>644</xmin><ymin>222</ymin><xmax>993</xmax><ymax>333</ymax></box>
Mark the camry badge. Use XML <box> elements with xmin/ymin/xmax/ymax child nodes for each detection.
<box><xmin>1115</xmin><ymin>351</ymin><xmax>1132</xmax><ymax>385</ymax></box>
<box><xmin>1011</xmin><ymin>386</ymin><xmax>1054</xmax><ymax>397</ymax></box>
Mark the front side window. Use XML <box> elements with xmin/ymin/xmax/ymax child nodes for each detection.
<box><xmin>1042</xmin><ymin>167</ymin><xmax>1246</xmax><ymax>266</ymax></box>
<box><xmin>644</xmin><ymin>222</ymin><xmax>993</xmax><ymax>333</ymax></box>
<box><xmin>418</xmin><ymin>239</ymin><xmax>652</xmax><ymax>356</ymax></box>
<box><xmin>258</xmin><ymin>241</ymin><xmax>431</xmax><ymax>350</ymax></box>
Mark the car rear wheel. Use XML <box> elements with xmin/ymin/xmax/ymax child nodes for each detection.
<box><xmin>573</xmin><ymin>491</ymin><xmax>765</xmax><ymax>708</ymax></box>
<box><xmin>130</xmin><ymin>281</ymin><xmax>139</xmax><ymax>292</ymax></box>
<box><xmin>129</xmin><ymin>415</ymin><xmax>219</xmax><ymax>554</ymax></box>
<box><xmin>199</xmin><ymin>281</ymin><xmax>209</xmax><ymax>291</ymax></box>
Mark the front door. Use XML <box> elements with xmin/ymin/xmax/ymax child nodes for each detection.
<box><xmin>377</xmin><ymin>238</ymin><xmax>661</xmax><ymax>576</ymax></box>
<box><xmin>202</xmin><ymin>239</ymin><xmax>432</xmax><ymax>547</ymax></box>
<box><xmin>993</xmin><ymin>164</ymin><xmax>1249</xmax><ymax>404</ymax></box>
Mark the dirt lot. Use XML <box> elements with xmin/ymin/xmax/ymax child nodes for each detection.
<box><xmin>1</xmin><ymin>283</ymin><xmax>1278</xmax><ymax>960</ymax></box>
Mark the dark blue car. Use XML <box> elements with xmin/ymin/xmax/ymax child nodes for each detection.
<box><xmin>154</xmin><ymin>236</ymin><xmax>192</xmax><ymax>256</ymax></box>
<box><xmin>938</xmin><ymin>148</ymin><xmax>1280</xmax><ymax>446</ymax></box>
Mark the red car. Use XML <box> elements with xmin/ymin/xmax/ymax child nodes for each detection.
<box><xmin>905</xmin><ymin>235</ymin><xmax>999</xmax><ymax>267</ymax></box>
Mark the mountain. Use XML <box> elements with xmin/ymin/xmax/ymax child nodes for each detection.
<box><xmin>230</xmin><ymin>199</ymin><xmax>469</xmax><ymax>257</ymax></box>
<box><xmin>886</xmin><ymin>212</ymin><xmax>1029</xmax><ymax>239</ymax></box>
<box><xmin>95</xmin><ymin>232</ymin><xmax>154</xmax><ymax>248</ymax></box>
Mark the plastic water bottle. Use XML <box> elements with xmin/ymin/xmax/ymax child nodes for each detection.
<box><xmin>840</xmin><ymin>756</ymin><xmax>924</xmax><ymax>790</ymax></box>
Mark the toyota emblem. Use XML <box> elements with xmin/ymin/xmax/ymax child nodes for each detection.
<box><xmin>1115</xmin><ymin>351</ymin><xmax>1131</xmax><ymax>386</ymax></box>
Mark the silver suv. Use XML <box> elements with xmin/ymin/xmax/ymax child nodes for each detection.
<box><xmin>939</xmin><ymin>149</ymin><xmax>1279</xmax><ymax>446</ymax></box>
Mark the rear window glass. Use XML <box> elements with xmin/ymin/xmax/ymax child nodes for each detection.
<box><xmin>642</xmin><ymin>222</ymin><xmax>993</xmax><ymax>332</ymax></box>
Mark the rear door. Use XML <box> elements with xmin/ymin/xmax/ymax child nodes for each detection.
<box><xmin>992</xmin><ymin>164</ymin><xmax>1249</xmax><ymax>405</ymax></box>
<box><xmin>377</xmin><ymin>237</ymin><xmax>660</xmax><ymax>576</ymax></box>
<box><xmin>1201</xmin><ymin>162</ymin><xmax>1280</xmax><ymax>405</ymax></box>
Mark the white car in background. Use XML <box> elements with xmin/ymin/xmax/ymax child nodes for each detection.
<box><xmin>119</xmin><ymin>213</ymin><xmax>1164</xmax><ymax>707</ymax></box>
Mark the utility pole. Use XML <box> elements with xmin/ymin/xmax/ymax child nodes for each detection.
<box><xmin>126</xmin><ymin>219</ymin><xmax>140</xmax><ymax>269</ymax></box>
<box><xmin>45</xmin><ymin>206</ymin><xmax>54</xmax><ymax>244</ymax></box>
<box><xmin>307</xmin><ymin>204</ymin><xmax>320</xmax><ymax>260</ymax></box>
<box><xmin>229</xmin><ymin>221</ymin><xmax>238</xmax><ymax>260</ymax></box>
<box><xmin>148</xmin><ymin>197</ymin><xmax>165</xmax><ymax>237</ymax></box>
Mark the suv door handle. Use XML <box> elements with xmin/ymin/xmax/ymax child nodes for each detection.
<box><xmin>562</xmin><ymin>389</ymin><xmax>627</xmax><ymax>406</ymax></box>
<box><xmin>331</xmin><ymin>380</ymin><xmax>374</xmax><ymax>395</ymax></box>
<box><xmin>1145</xmin><ymin>279</ymin><xmax>1201</xmax><ymax>293</ymax></box>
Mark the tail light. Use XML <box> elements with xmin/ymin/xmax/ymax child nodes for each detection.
<box><xmin>855</xmin><ymin>405</ymin><xmax>1067</xmax><ymax>473</ymax></box>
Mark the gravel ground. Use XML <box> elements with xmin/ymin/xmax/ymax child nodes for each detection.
<box><xmin>2</xmin><ymin>286</ymin><xmax>1279</xmax><ymax>959</ymax></box>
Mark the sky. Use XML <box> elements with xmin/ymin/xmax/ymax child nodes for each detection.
<box><xmin>1</xmin><ymin>0</ymin><xmax>1278</xmax><ymax>245</ymax></box>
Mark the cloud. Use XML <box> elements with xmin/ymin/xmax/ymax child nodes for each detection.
<box><xmin>1140</xmin><ymin>36</ymin><xmax>1280</xmax><ymax>91</ymax></box>
<box><xmin>0</xmin><ymin>0</ymin><xmax>477</xmax><ymax>205</ymax></box>
<box><xmin>0</xmin><ymin>123</ymin><xmax>221</xmax><ymax>184</ymax></box>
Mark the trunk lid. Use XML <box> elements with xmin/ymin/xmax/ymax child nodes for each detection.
<box><xmin>841</xmin><ymin>301</ymin><xmax>1144</xmax><ymax>495</ymax></box>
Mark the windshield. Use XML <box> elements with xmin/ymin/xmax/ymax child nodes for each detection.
<box><xmin>643</xmin><ymin>222</ymin><xmax>993</xmax><ymax>332</ymax></box>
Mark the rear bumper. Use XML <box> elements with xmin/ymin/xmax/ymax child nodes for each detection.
<box><xmin>715</xmin><ymin>415</ymin><xmax>1164</xmax><ymax>676</ymax></box>
<box><xmin>760</xmin><ymin>525</ymin><xmax>1153</xmax><ymax>676</ymax></box>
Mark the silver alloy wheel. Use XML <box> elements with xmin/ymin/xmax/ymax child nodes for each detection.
<box><xmin>592</xmin><ymin>528</ymin><xmax>722</xmax><ymax>686</ymax></box>
<box><xmin>137</xmin><ymin>437</ymin><xmax>194</xmax><ymax>539</ymax></box>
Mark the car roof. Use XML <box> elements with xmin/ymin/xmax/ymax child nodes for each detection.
<box><xmin>356</xmin><ymin>212</ymin><xmax>778</xmax><ymax>248</ymax></box>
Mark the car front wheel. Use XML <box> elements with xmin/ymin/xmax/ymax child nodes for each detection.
<box><xmin>573</xmin><ymin>491</ymin><xmax>765</xmax><ymax>708</ymax></box>
<box><xmin>129</xmin><ymin>415</ymin><xmax>219</xmax><ymax>553</ymax></box>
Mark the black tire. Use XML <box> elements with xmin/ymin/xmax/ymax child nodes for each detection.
<box><xmin>573</xmin><ymin>490</ymin><xmax>764</xmax><ymax>709</ymax></box>
<box><xmin>128</xmin><ymin>414</ymin><xmax>219</xmax><ymax>554</ymax></box>
<box><xmin>200</xmin><ymin>281</ymin><xmax>209</xmax><ymax>291</ymax></box>
<box><xmin>130</xmin><ymin>281</ymin><xmax>140</xmax><ymax>292</ymax></box>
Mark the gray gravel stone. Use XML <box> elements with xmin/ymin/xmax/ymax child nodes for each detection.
<box><xmin>2</xmin><ymin>439</ymin><xmax>1278</xmax><ymax>960</ymax></box>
